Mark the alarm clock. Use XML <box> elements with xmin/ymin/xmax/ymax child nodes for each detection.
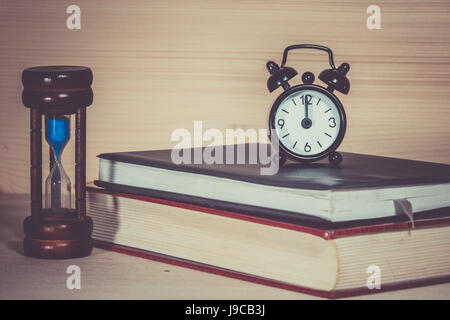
<box><xmin>266</xmin><ymin>44</ymin><xmax>350</xmax><ymax>166</ymax></box>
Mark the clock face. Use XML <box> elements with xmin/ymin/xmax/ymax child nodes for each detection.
<box><xmin>270</xmin><ymin>86</ymin><xmax>345</xmax><ymax>159</ymax></box>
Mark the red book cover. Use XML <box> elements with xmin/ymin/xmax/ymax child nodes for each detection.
<box><xmin>87</xmin><ymin>186</ymin><xmax>450</xmax><ymax>298</ymax></box>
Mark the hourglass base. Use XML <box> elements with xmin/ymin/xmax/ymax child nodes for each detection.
<box><xmin>23</xmin><ymin>209</ymin><xmax>93</xmax><ymax>259</ymax></box>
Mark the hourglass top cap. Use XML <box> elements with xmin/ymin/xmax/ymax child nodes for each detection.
<box><xmin>22</xmin><ymin>66</ymin><xmax>93</xmax><ymax>114</ymax></box>
<box><xmin>22</xmin><ymin>66</ymin><xmax>92</xmax><ymax>90</ymax></box>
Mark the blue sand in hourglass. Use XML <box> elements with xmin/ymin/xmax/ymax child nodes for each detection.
<box><xmin>46</xmin><ymin>116</ymin><xmax>70</xmax><ymax>161</ymax></box>
<box><xmin>45</xmin><ymin>115</ymin><xmax>71</xmax><ymax>209</ymax></box>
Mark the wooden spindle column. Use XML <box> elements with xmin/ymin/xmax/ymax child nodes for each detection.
<box><xmin>30</xmin><ymin>109</ymin><xmax>42</xmax><ymax>222</ymax></box>
<box><xmin>75</xmin><ymin>107</ymin><xmax>87</xmax><ymax>220</ymax></box>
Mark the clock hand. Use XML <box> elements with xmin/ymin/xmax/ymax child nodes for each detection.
<box><xmin>301</xmin><ymin>94</ymin><xmax>312</xmax><ymax>129</ymax></box>
<box><xmin>305</xmin><ymin>97</ymin><xmax>309</xmax><ymax>119</ymax></box>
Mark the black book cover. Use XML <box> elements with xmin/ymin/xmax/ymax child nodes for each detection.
<box><xmin>95</xmin><ymin>143</ymin><xmax>450</xmax><ymax>228</ymax></box>
<box><xmin>97</xmin><ymin>143</ymin><xmax>450</xmax><ymax>190</ymax></box>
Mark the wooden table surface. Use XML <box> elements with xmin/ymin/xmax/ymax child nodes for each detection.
<box><xmin>1</xmin><ymin>193</ymin><xmax>449</xmax><ymax>300</ymax></box>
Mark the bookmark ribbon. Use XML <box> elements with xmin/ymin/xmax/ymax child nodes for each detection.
<box><xmin>393</xmin><ymin>199</ymin><xmax>415</xmax><ymax>229</ymax></box>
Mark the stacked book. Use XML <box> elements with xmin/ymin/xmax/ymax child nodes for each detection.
<box><xmin>87</xmin><ymin>143</ymin><xmax>450</xmax><ymax>298</ymax></box>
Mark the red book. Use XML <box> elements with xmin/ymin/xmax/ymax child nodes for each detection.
<box><xmin>87</xmin><ymin>185</ymin><xmax>450</xmax><ymax>298</ymax></box>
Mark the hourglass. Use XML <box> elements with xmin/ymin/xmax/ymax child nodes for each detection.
<box><xmin>22</xmin><ymin>66</ymin><xmax>94</xmax><ymax>259</ymax></box>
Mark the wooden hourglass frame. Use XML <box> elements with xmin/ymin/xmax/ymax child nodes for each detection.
<box><xmin>22</xmin><ymin>66</ymin><xmax>94</xmax><ymax>259</ymax></box>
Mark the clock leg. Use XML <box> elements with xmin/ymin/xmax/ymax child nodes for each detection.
<box><xmin>278</xmin><ymin>153</ymin><xmax>286</xmax><ymax>167</ymax></box>
<box><xmin>328</xmin><ymin>151</ymin><xmax>343</xmax><ymax>166</ymax></box>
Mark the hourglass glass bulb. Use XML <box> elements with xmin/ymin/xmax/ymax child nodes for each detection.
<box><xmin>44</xmin><ymin>115</ymin><xmax>71</xmax><ymax>209</ymax></box>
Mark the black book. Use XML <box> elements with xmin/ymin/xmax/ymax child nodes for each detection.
<box><xmin>95</xmin><ymin>143</ymin><xmax>450</xmax><ymax>223</ymax></box>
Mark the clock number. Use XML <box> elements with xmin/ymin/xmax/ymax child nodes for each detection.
<box><xmin>300</xmin><ymin>94</ymin><xmax>312</xmax><ymax>106</ymax></box>
<box><xmin>277</xmin><ymin>118</ymin><xmax>285</xmax><ymax>129</ymax></box>
<box><xmin>328</xmin><ymin>117</ymin><xmax>336</xmax><ymax>128</ymax></box>
<box><xmin>304</xmin><ymin>142</ymin><xmax>311</xmax><ymax>153</ymax></box>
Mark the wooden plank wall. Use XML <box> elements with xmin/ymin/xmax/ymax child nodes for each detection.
<box><xmin>1</xmin><ymin>0</ymin><xmax>449</xmax><ymax>193</ymax></box>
